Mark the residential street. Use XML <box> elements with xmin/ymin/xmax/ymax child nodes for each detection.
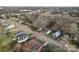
<box><xmin>11</xmin><ymin>20</ymin><xmax>77</xmax><ymax>52</ymax></box>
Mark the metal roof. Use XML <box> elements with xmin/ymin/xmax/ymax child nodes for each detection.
<box><xmin>16</xmin><ymin>31</ymin><xmax>26</xmax><ymax>36</ymax></box>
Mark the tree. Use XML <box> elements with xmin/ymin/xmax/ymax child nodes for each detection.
<box><xmin>71</xmin><ymin>35</ymin><xmax>79</xmax><ymax>48</ymax></box>
<box><xmin>6</xmin><ymin>15</ymin><xmax>10</xmax><ymax>19</ymax></box>
<box><xmin>6</xmin><ymin>30</ymin><xmax>10</xmax><ymax>37</ymax></box>
<box><xmin>0</xmin><ymin>15</ymin><xmax>3</xmax><ymax>19</ymax></box>
<box><xmin>22</xmin><ymin>16</ymin><xmax>30</xmax><ymax>25</ymax></box>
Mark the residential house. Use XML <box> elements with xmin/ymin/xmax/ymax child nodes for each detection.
<box><xmin>0</xmin><ymin>19</ymin><xmax>9</xmax><ymax>27</ymax></box>
<box><xmin>51</xmin><ymin>31</ymin><xmax>62</xmax><ymax>39</ymax></box>
<box><xmin>15</xmin><ymin>31</ymin><xmax>29</xmax><ymax>43</ymax></box>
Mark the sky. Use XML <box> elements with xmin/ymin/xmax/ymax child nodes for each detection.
<box><xmin>0</xmin><ymin>0</ymin><xmax>79</xmax><ymax>6</ymax></box>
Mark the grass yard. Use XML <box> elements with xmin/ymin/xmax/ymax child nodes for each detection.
<box><xmin>0</xmin><ymin>33</ymin><xmax>14</xmax><ymax>51</ymax></box>
<box><xmin>36</xmin><ymin>38</ymin><xmax>45</xmax><ymax>45</ymax></box>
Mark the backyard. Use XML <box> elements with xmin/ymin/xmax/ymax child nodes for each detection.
<box><xmin>0</xmin><ymin>32</ymin><xmax>14</xmax><ymax>51</ymax></box>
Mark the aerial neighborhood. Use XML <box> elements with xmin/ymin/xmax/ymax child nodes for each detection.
<box><xmin>0</xmin><ymin>7</ymin><xmax>79</xmax><ymax>52</ymax></box>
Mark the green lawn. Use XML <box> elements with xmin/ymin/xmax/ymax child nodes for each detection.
<box><xmin>36</xmin><ymin>39</ymin><xmax>45</xmax><ymax>45</ymax></box>
<box><xmin>0</xmin><ymin>33</ymin><xmax>14</xmax><ymax>51</ymax></box>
